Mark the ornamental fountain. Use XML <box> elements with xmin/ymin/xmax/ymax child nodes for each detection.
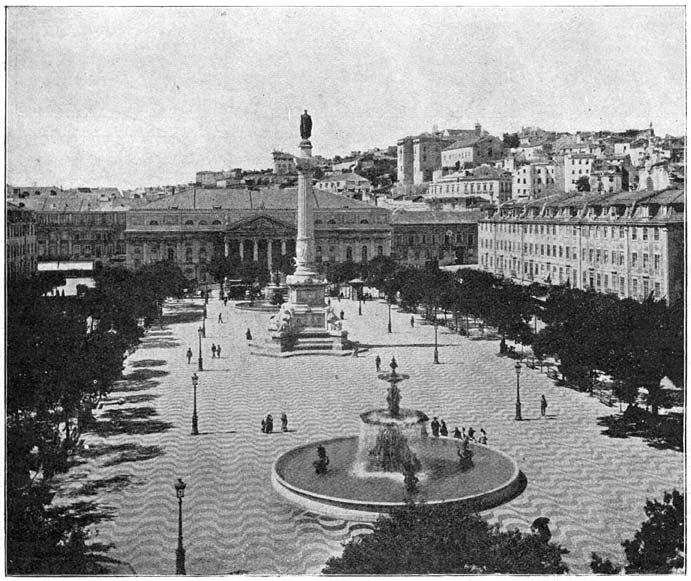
<box><xmin>272</xmin><ymin>358</ymin><xmax>526</xmax><ymax>521</ymax></box>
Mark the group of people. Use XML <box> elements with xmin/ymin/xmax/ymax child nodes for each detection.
<box><xmin>430</xmin><ymin>416</ymin><xmax>488</xmax><ymax>445</ymax></box>
<box><xmin>261</xmin><ymin>412</ymin><xmax>289</xmax><ymax>434</ymax></box>
<box><xmin>211</xmin><ymin>344</ymin><xmax>222</xmax><ymax>358</ymax></box>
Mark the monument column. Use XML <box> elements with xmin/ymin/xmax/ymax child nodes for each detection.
<box><xmin>267</xmin><ymin>239</ymin><xmax>273</xmax><ymax>271</ymax></box>
<box><xmin>239</xmin><ymin>239</ymin><xmax>244</xmax><ymax>260</ymax></box>
<box><xmin>281</xmin><ymin>239</ymin><xmax>287</xmax><ymax>255</ymax></box>
<box><xmin>224</xmin><ymin>236</ymin><xmax>229</xmax><ymax>257</ymax></box>
<box><xmin>253</xmin><ymin>239</ymin><xmax>259</xmax><ymax>262</ymax></box>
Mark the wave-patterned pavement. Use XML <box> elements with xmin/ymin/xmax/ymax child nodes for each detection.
<box><xmin>54</xmin><ymin>296</ymin><xmax>684</xmax><ymax>574</ymax></box>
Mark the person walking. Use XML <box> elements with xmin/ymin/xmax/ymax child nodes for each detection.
<box><xmin>218</xmin><ymin>312</ymin><xmax>224</xmax><ymax>324</ymax></box>
<box><xmin>541</xmin><ymin>394</ymin><xmax>548</xmax><ymax>417</ymax></box>
<box><xmin>186</xmin><ymin>348</ymin><xmax>193</xmax><ymax>365</ymax></box>
<box><xmin>246</xmin><ymin>328</ymin><xmax>253</xmax><ymax>340</ymax></box>
<box><xmin>468</xmin><ymin>426</ymin><xmax>476</xmax><ymax>441</ymax></box>
<box><xmin>453</xmin><ymin>426</ymin><xmax>462</xmax><ymax>439</ymax></box>
<box><xmin>440</xmin><ymin>420</ymin><xmax>448</xmax><ymax>437</ymax></box>
<box><xmin>216</xmin><ymin>345</ymin><xmax>222</xmax><ymax>358</ymax></box>
<box><xmin>224</xmin><ymin>296</ymin><xmax>228</xmax><ymax>307</ymax></box>
<box><xmin>340</xmin><ymin>310</ymin><xmax>345</xmax><ymax>320</ymax></box>
<box><xmin>410</xmin><ymin>315</ymin><xmax>415</xmax><ymax>328</ymax></box>
<box><xmin>281</xmin><ymin>412</ymin><xmax>288</xmax><ymax>432</ymax></box>
<box><xmin>265</xmin><ymin>414</ymin><xmax>273</xmax><ymax>434</ymax></box>
<box><xmin>430</xmin><ymin>417</ymin><xmax>440</xmax><ymax>437</ymax></box>
<box><xmin>211</xmin><ymin>343</ymin><xmax>217</xmax><ymax>358</ymax></box>
<box><xmin>375</xmin><ymin>355</ymin><xmax>381</xmax><ymax>372</ymax></box>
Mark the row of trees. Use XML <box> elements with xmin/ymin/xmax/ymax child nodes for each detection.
<box><xmin>7</xmin><ymin>261</ymin><xmax>190</xmax><ymax>573</ymax></box>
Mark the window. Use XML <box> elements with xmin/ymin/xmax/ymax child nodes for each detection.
<box><xmin>185</xmin><ymin>247</ymin><xmax>193</xmax><ymax>262</ymax></box>
<box><xmin>603</xmin><ymin>251</ymin><xmax>608</xmax><ymax>264</ymax></box>
<box><xmin>149</xmin><ymin>220</ymin><xmax>159</xmax><ymax>225</ymax></box>
<box><xmin>654</xmin><ymin>254</ymin><xmax>660</xmax><ymax>271</ymax></box>
<box><xmin>553</xmin><ymin>245</ymin><xmax>557</xmax><ymax>256</ymax></box>
<box><xmin>360</xmin><ymin>219</ymin><xmax>369</xmax><ymax>224</ymax></box>
<box><xmin>642</xmin><ymin>227</ymin><xmax>648</xmax><ymax>241</ymax></box>
<box><xmin>199</xmin><ymin>220</ymin><xmax>208</xmax><ymax>226</ymax></box>
<box><xmin>653</xmin><ymin>227</ymin><xmax>660</xmax><ymax>241</ymax></box>
<box><xmin>632</xmin><ymin>278</ymin><xmax>638</xmax><ymax>297</ymax></box>
<box><xmin>589</xmin><ymin>249</ymin><xmax>594</xmax><ymax>263</ymax></box>
<box><xmin>212</xmin><ymin>220</ymin><xmax>222</xmax><ymax>225</ymax></box>
<box><xmin>540</xmin><ymin>244</ymin><xmax>544</xmax><ymax>256</ymax></box>
<box><xmin>631</xmin><ymin>228</ymin><xmax>637</xmax><ymax>240</ymax></box>
<box><xmin>619</xmin><ymin>227</ymin><xmax>625</xmax><ymax>238</ymax></box>
<box><xmin>361</xmin><ymin>246</ymin><xmax>368</xmax><ymax>262</ymax></box>
<box><xmin>565</xmin><ymin>247</ymin><xmax>570</xmax><ymax>259</ymax></box>
<box><xmin>632</xmin><ymin>252</ymin><xmax>638</xmax><ymax>267</ymax></box>
<box><xmin>315</xmin><ymin>219</ymin><xmax>323</xmax><ymax>225</ymax></box>
<box><xmin>643</xmin><ymin>279</ymin><xmax>649</xmax><ymax>297</ymax></box>
<box><xmin>185</xmin><ymin>220</ymin><xmax>194</xmax><ymax>225</ymax></box>
<box><xmin>346</xmin><ymin>247</ymin><xmax>353</xmax><ymax>261</ymax></box>
<box><xmin>620</xmin><ymin>276</ymin><xmax>625</xmax><ymax>295</ymax></box>
<box><xmin>596</xmin><ymin>250</ymin><xmax>601</xmax><ymax>263</ymax></box>
<box><xmin>327</xmin><ymin>219</ymin><xmax>336</xmax><ymax>225</ymax></box>
<box><xmin>377</xmin><ymin>245</ymin><xmax>383</xmax><ymax>256</ymax></box>
<box><xmin>643</xmin><ymin>253</ymin><xmax>649</xmax><ymax>268</ymax></box>
<box><xmin>655</xmin><ymin>282</ymin><xmax>661</xmax><ymax>298</ymax></box>
<box><xmin>546</xmin><ymin>245</ymin><xmax>550</xmax><ymax>256</ymax></box>
<box><xmin>604</xmin><ymin>274</ymin><xmax>608</xmax><ymax>290</ymax></box>
<box><xmin>619</xmin><ymin>252</ymin><xmax>624</xmax><ymax>266</ymax></box>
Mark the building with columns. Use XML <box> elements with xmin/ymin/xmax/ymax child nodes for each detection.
<box><xmin>124</xmin><ymin>187</ymin><xmax>392</xmax><ymax>282</ymax></box>
<box><xmin>478</xmin><ymin>188</ymin><xmax>684</xmax><ymax>304</ymax></box>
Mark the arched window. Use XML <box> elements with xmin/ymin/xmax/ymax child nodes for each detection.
<box><xmin>361</xmin><ymin>246</ymin><xmax>368</xmax><ymax>262</ymax></box>
<box><xmin>199</xmin><ymin>247</ymin><xmax>207</xmax><ymax>263</ymax></box>
<box><xmin>185</xmin><ymin>220</ymin><xmax>194</xmax><ymax>225</ymax></box>
<box><xmin>185</xmin><ymin>247</ymin><xmax>193</xmax><ymax>262</ymax></box>
<box><xmin>212</xmin><ymin>220</ymin><xmax>222</xmax><ymax>225</ymax></box>
<box><xmin>377</xmin><ymin>245</ymin><xmax>383</xmax><ymax>256</ymax></box>
<box><xmin>346</xmin><ymin>246</ymin><xmax>353</xmax><ymax>261</ymax></box>
<box><xmin>149</xmin><ymin>220</ymin><xmax>159</xmax><ymax>225</ymax></box>
<box><xmin>315</xmin><ymin>219</ymin><xmax>323</xmax><ymax>225</ymax></box>
<box><xmin>327</xmin><ymin>219</ymin><xmax>337</xmax><ymax>225</ymax></box>
<box><xmin>360</xmin><ymin>219</ymin><xmax>369</xmax><ymax>224</ymax></box>
<box><xmin>199</xmin><ymin>220</ymin><xmax>208</xmax><ymax>226</ymax></box>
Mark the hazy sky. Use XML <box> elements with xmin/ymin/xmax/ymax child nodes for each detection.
<box><xmin>6</xmin><ymin>6</ymin><xmax>686</xmax><ymax>189</ymax></box>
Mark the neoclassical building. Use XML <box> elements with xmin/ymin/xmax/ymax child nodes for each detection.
<box><xmin>125</xmin><ymin>187</ymin><xmax>392</xmax><ymax>282</ymax></box>
<box><xmin>6</xmin><ymin>202</ymin><xmax>38</xmax><ymax>279</ymax></box>
<box><xmin>478</xmin><ymin>188</ymin><xmax>684</xmax><ymax>304</ymax></box>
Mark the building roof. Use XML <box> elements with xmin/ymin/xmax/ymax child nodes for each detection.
<box><xmin>391</xmin><ymin>208</ymin><xmax>482</xmax><ymax>225</ymax></box>
<box><xmin>8</xmin><ymin>192</ymin><xmax>143</xmax><ymax>212</ymax></box>
<box><xmin>140</xmin><ymin>186</ymin><xmax>376</xmax><ymax>211</ymax></box>
<box><xmin>317</xmin><ymin>172</ymin><xmax>371</xmax><ymax>184</ymax></box>
<box><xmin>443</xmin><ymin>135</ymin><xmax>494</xmax><ymax>151</ymax></box>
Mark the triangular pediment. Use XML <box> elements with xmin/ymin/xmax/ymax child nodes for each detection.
<box><xmin>226</xmin><ymin>214</ymin><xmax>296</xmax><ymax>236</ymax></box>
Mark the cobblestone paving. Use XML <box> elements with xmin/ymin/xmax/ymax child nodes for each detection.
<box><xmin>56</xmin><ymin>295</ymin><xmax>684</xmax><ymax>575</ymax></box>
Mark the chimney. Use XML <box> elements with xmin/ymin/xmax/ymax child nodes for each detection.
<box><xmin>475</xmin><ymin>123</ymin><xmax>482</xmax><ymax>136</ymax></box>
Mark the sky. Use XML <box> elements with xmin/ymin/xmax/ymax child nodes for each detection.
<box><xmin>5</xmin><ymin>6</ymin><xmax>686</xmax><ymax>189</ymax></box>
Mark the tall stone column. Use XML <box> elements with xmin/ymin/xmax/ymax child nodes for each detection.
<box><xmin>267</xmin><ymin>239</ymin><xmax>273</xmax><ymax>271</ymax></box>
<box><xmin>224</xmin><ymin>236</ymin><xmax>229</xmax><ymax>257</ymax></box>
<box><xmin>281</xmin><ymin>239</ymin><xmax>287</xmax><ymax>255</ymax></box>
<box><xmin>239</xmin><ymin>239</ymin><xmax>244</xmax><ymax>260</ymax></box>
<box><xmin>253</xmin><ymin>239</ymin><xmax>259</xmax><ymax>261</ymax></box>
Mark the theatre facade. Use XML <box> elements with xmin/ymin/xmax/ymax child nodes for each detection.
<box><xmin>124</xmin><ymin>187</ymin><xmax>392</xmax><ymax>282</ymax></box>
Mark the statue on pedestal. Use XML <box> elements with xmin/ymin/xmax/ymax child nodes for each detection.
<box><xmin>300</xmin><ymin>110</ymin><xmax>312</xmax><ymax>140</ymax></box>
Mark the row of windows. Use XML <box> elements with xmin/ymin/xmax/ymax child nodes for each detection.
<box><xmin>481</xmin><ymin>254</ymin><xmax>662</xmax><ymax>299</ymax></box>
<box><xmin>479</xmin><ymin>222</ymin><xmax>662</xmax><ymax>241</ymax></box>
<box><xmin>315</xmin><ymin>245</ymin><xmax>384</xmax><ymax>261</ymax></box>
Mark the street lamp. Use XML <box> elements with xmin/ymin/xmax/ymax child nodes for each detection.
<box><xmin>514</xmin><ymin>362</ymin><xmax>522</xmax><ymax>421</ymax></box>
<box><xmin>358</xmin><ymin>296</ymin><xmax>362</xmax><ymax>316</ymax></box>
<box><xmin>202</xmin><ymin>306</ymin><xmax>206</xmax><ymax>338</ymax></box>
<box><xmin>387</xmin><ymin>301</ymin><xmax>392</xmax><ymax>334</ymax></box>
<box><xmin>174</xmin><ymin>478</ymin><xmax>187</xmax><ymax>575</ymax></box>
<box><xmin>197</xmin><ymin>327</ymin><xmax>204</xmax><ymax>371</ymax></box>
<box><xmin>433</xmin><ymin>322</ymin><xmax>439</xmax><ymax>364</ymax></box>
<box><xmin>191</xmin><ymin>373</ymin><xmax>199</xmax><ymax>436</ymax></box>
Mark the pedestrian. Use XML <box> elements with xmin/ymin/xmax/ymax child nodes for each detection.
<box><xmin>218</xmin><ymin>312</ymin><xmax>223</xmax><ymax>324</ymax></box>
<box><xmin>261</xmin><ymin>418</ymin><xmax>266</xmax><ymax>433</ymax></box>
<box><xmin>430</xmin><ymin>417</ymin><xmax>440</xmax><ymax>437</ymax></box>
<box><xmin>453</xmin><ymin>426</ymin><xmax>462</xmax><ymax>439</ymax></box>
<box><xmin>246</xmin><ymin>328</ymin><xmax>253</xmax><ymax>340</ymax></box>
<box><xmin>340</xmin><ymin>310</ymin><xmax>345</xmax><ymax>320</ymax></box>
<box><xmin>375</xmin><ymin>355</ymin><xmax>381</xmax><ymax>372</ymax></box>
<box><xmin>440</xmin><ymin>420</ymin><xmax>448</xmax><ymax>437</ymax></box>
<box><xmin>541</xmin><ymin>394</ymin><xmax>548</xmax><ymax>417</ymax></box>
<box><xmin>327</xmin><ymin>298</ymin><xmax>331</xmax><ymax>306</ymax></box>
<box><xmin>410</xmin><ymin>315</ymin><xmax>415</xmax><ymax>328</ymax></box>
<box><xmin>281</xmin><ymin>412</ymin><xmax>288</xmax><ymax>432</ymax></box>
<box><xmin>216</xmin><ymin>345</ymin><xmax>222</xmax><ymax>358</ymax></box>
<box><xmin>186</xmin><ymin>347</ymin><xmax>193</xmax><ymax>364</ymax></box>
<box><xmin>211</xmin><ymin>343</ymin><xmax>217</xmax><ymax>358</ymax></box>
<box><xmin>478</xmin><ymin>428</ymin><xmax>488</xmax><ymax>445</ymax></box>
<box><xmin>461</xmin><ymin>426</ymin><xmax>467</xmax><ymax>440</ymax></box>
<box><xmin>265</xmin><ymin>414</ymin><xmax>273</xmax><ymax>434</ymax></box>
<box><xmin>224</xmin><ymin>297</ymin><xmax>228</xmax><ymax>307</ymax></box>
<box><xmin>468</xmin><ymin>426</ymin><xmax>476</xmax><ymax>441</ymax></box>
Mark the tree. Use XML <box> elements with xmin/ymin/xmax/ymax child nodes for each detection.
<box><xmin>591</xmin><ymin>490</ymin><xmax>684</xmax><ymax>574</ymax></box>
<box><xmin>502</xmin><ymin>132</ymin><xmax>520</xmax><ymax>149</ymax></box>
<box><xmin>323</xmin><ymin>503</ymin><xmax>569</xmax><ymax>574</ymax></box>
<box><xmin>575</xmin><ymin>175</ymin><xmax>591</xmax><ymax>192</ymax></box>
<box><xmin>363</xmin><ymin>255</ymin><xmax>399</xmax><ymax>290</ymax></box>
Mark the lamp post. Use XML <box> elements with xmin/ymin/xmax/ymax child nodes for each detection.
<box><xmin>433</xmin><ymin>322</ymin><xmax>439</xmax><ymax>364</ymax></box>
<box><xmin>358</xmin><ymin>296</ymin><xmax>362</xmax><ymax>316</ymax></box>
<box><xmin>202</xmin><ymin>306</ymin><xmax>206</xmax><ymax>338</ymax></box>
<box><xmin>514</xmin><ymin>362</ymin><xmax>522</xmax><ymax>421</ymax></box>
<box><xmin>174</xmin><ymin>478</ymin><xmax>186</xmax><ymax>575</ymax></box>
<box><xmin>191</xmin><ymin>373</ymin><xmax>199</xmax><ymax>436</ymax></box>
<box><xmin>197</xmin><ymin>327</ymin><xmax>203</xmax><ymax>371</ymax></box>
<box><xmin>387</xmin><ymin>301</ymin><xmax>392</xmax><ymax>334</ymax></box>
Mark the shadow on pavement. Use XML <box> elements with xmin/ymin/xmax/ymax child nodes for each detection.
<box><xmin>122</xmin><ymin>369</ymin><xmax>169</xmax><ymax>382</ymax></box>
<box><xmin>597</xmin><ymin>409</ymin><xmax>683</xmax><ymax>451</ymax></box>
<box><xmin>130</xmin><ymin>359</ymin><xmax>167</xmax><ymax>368</ymax></box>
<box><xmin>90</xmin><ymin>417</ymin><xmax>173</xmax><ymax>438</ymax></box>
<box><xmin>139</xmin><ymin>339</ymin><xmax>181</xmax><ymax>350</ymax></box>
<box><xmin>118</xmin><ymin>393</ymin><xmax>161</xmax><ymax>405</ymax></box>
<box><xmin>109</xmin><ymin>379</ymin><xmax>160</xmax><ymax>393</ymax></box>
<box><xmin>362</xmin><ymin>342</ymin><xmax>456</xmax><ymax>349</ymax></box>
<box><xmin>102</xmin><ymin>445</ymin><xmax>165</xmax><ymax>467</ymax></box>
<box><xmin>68</xmin><ymin>474</ymin><xmax>142</xmax><ymax>497</ymax></box>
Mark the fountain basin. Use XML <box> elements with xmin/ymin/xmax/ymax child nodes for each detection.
<box><xmin>272</xmin><ymin>436</ymin><xmax>526</xmax><ymax>521</ymax></box>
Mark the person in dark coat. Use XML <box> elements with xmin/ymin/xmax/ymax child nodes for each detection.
<box><xmin>186</xmin><ymin>348</ymin><xmax>193</xmax><ymax>364</ymax></box>
<box><xmin>410</xmin><ymin>315</ymin><xmax>415</xmax><ymax>328</ymax></box>
<box><xmin>211</xmin><ymin>343</ymin><xmax>217</xmax><ymax>358</ymax></box>
<box><xmin>430</xmin><ymin>417</ymin><xmax>440</xmax><ymax>437</ymax></box>
<box><xmin>440</xmin><ymin>420</ymin><xmax>448</xmax><ymax>437</ymax></box>
<box><xmin>375</xmin><ymin>355</ymin><xmax>381</xmax><ymax>372</ymax></box>
<box><xmin>453</xmin><ymin>426</ymin><xmax>462</xmax><ymax>439</ymax></box>
<box><xmin>261</xmin><ymin>418</ymin><xmax>266</xmax><ymax>433</ymax></box>
<box><xmin>246</xmin><ymin>328</ymin><xmax>253</xmax><ymax>340</ymax></box>
<box><xmin>340</xmin><ymin>310</ymin><xmax>345</xmax><ymax>320</ymax></box>
<box><xmin>541</xmin><ymin>394</ymin><xmax>548</xmax><ymax>417</ymax></box>
<box><xmin>467</xmin><ymin>426</ymin><xmax>476</xmax><ymax>441</ymax></box>
<box><xmin>281</xmin><ymin>412</ymin><xmax>288</xmax><ymax>432</ymax></box>
<box><xmin>265</xmin><ymin>414</ymin><xmax>273</xmax><ymax>434</ymax></box>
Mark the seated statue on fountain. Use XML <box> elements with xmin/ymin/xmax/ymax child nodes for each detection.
<box><xmin>270</xmin><ymin>305</ymin><xmax>294</xmax><ymax>332</ymax></box>
<box><xmin>314</xmin><ymin>444</ymin><xmax>330</xmax><ymax>474</ymax></box>
<box><xmin>457</xmin><ymin>437</ymin><xmax>474</xmax><ymax>470</ymax></box>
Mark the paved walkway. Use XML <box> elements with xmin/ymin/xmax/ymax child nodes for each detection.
<box><xmin>56</xmin><ymin>294</ymin><xmax>684</xmax><ymax>574</ymax></box>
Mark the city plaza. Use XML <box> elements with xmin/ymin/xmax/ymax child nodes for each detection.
<box><xmin>52</xmin><ymin>292</ymin><xmax>683</xmax><ymax>574</ymax></box>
